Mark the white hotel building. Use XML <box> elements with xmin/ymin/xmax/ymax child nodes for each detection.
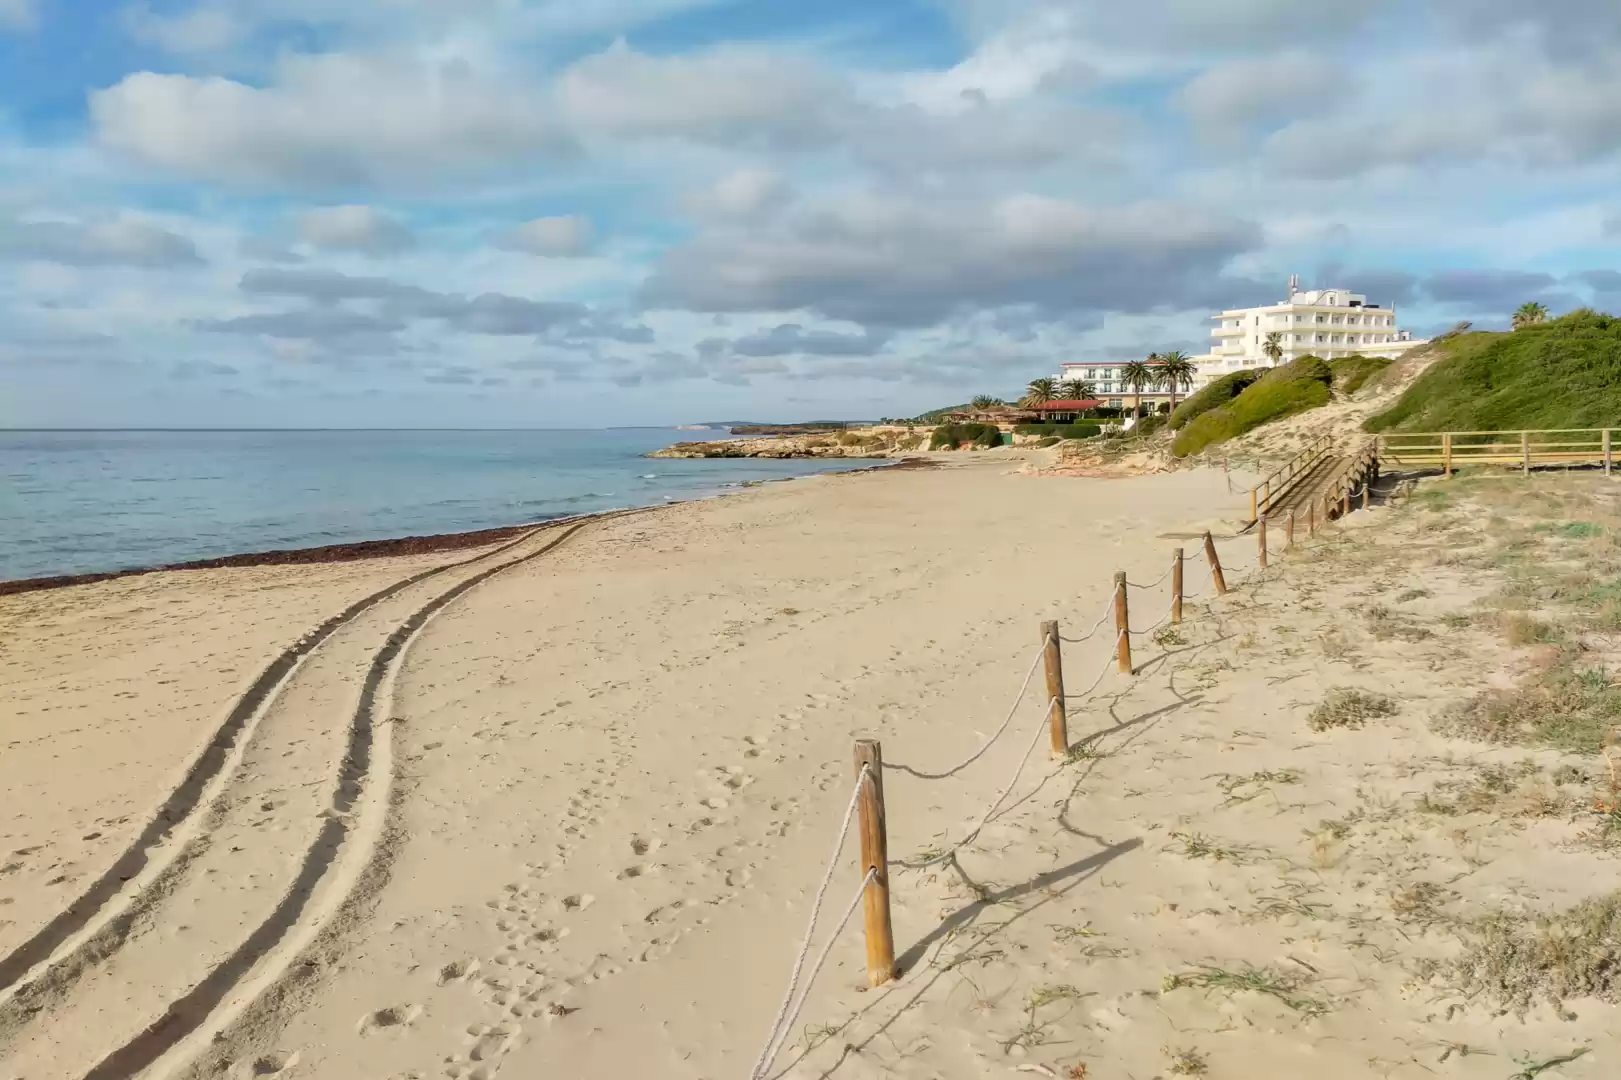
<box><xmin>1192</xmin><ymin>279</ymin><xmax>1428</xmax><ymax>387</ymax></box>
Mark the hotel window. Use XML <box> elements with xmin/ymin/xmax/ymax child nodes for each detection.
<box><xmin>1316</xmin><ymin>333</ymin><xmax>1326</xmax><ymax>343</ymax></box>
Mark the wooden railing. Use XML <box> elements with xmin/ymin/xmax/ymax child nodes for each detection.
<box><xmin>1244</xmin><ymin>434</ymin><xmax>1333</xmax><ymax>524</ymax></box>
<box><xmin>1376</xmin><ymin>429</ymin><xmax>1618</xmax><ymax>477</ymax></box>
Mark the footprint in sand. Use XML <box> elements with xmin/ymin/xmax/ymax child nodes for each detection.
<box><xmin>560</xmin><ymin>893</ymin><xmax>594</xmax><ymax>913</ymax></box>
<box><xmin>437</xmin><ymin>959</ymin><xmax>481</xmax><ymax>986</ymax></box>
<box><xmin>357</xmin><ymin>1003</ymin><xmax>423</xmax><ymax>1035</ymax></box>
<box><xmin>234</xmin><ymin>1050</ymin><xmax>299</xmax><ymax>1077</ymax></box>
<box><xmin>617</xmin><ymin>864</ymin><xmax>652</xmax><ymax>880</ymax></box>
<box><xmin>629</xmin><ymin>835</ymin><xmax>661</xmax><ymax>856</ymax></box>
<box><xmin>699</xmin><ymin>796</ymin><xmax>729</xmax><ymax>810</ymax></box>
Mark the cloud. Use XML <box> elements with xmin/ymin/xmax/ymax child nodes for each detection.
<box><xmin>0</xmin><ymin>0</ymin><xmax>34</xmax><ymax>31</ymax></box>
<box><xmin>1423</xmin><ymin>269</ymin><xmax>1560</xmax><ymax>310</ymax></box>
<box><xmin>91</xmin><ymin>52</ymin><xmax>577</xmax><ymax>188</ymax></box>
<box><xmin>1178</xmin><ymin>52</ymin><xmax>1347</xmax><ymax>133</ymax></box>
<box><xmin>123</xmin><ymin>4</ymin><xmax>243</xmax><ymax>53</ymax></box>
<box><xmin>170</xmin><ymin>358</ymin><xmax>241</xmax><ymax>378</ymax></box>
<box><xmin>296</xmin><ymin>205</ymin><xmax>415</xmax><ymax>255</ymax></box>
<box><xmin>197</xmin><ymin>308</ymin><xmax>406</xmax><ymax>338</ymax></box>
<box><xmin>229</xmin><ymin>266</ymin><xmax>644</xmax><ymax>342</ymax></box>
<box><xmin>730</xmin><ymin>323</ymin><xmax>890</xmax><ymax>357</ymax></box>
<box><xmin>0</xmin><ymin>218</ymin><xmax>204</xmax><ymax>267</ymax></box>
<box><xmin>643</xmin><ymin>191</ymin><xmax>1260</xmax><ymax>327</ymax></box>
<box><xmin>497</xmin><ymin>215</ymin><xmax>595</xmax><ymax>256</ymax></box>
<box><xmin>685</xmin><ymin>168</ymin><xmax>791</xmax><ymax>220</ymax></box>
<box><xmin>1573</xmin><ymin>269</ymin><xmax>1621</xmax><ymax>297</ymax></box>
<box><xmin>559</xmin><ymin>40</ymin><xmax>840</xmax><ymax>146</ymax></box>
<box><xmin>239</xmin><ymin>236</ymin><xmax>307</xmax><ymax>263</ymax></box>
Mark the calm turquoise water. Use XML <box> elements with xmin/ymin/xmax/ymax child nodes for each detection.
<box><xmin>0</xmin><ymin>429</ymin><xmax>876</xmax><ymax>582</ymax></box>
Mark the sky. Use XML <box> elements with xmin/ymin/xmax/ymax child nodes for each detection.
<box><xmin>4</xmin><ymin>0</ymin><xmax>1621</xmax><ymax>428</ymax></box>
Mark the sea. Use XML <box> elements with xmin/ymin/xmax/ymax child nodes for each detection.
<box><xmin>0</xmin><ymin>429</ymin><xmax>879</xmax><ymax>582</ymax></box>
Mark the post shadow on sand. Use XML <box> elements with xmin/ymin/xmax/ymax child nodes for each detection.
<box><xmin>769</xmin><ymin>836</ymin><xmax>1143</xmax><ymax>1079</ymax></box>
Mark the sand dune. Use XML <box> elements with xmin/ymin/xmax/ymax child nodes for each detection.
<box><xmin>5</xmin><ymin>455</ymin><xmax>1617</xmax><ymax>1079</ymax></box>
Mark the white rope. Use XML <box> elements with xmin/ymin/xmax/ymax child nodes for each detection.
<box><xmin>1059</xmin><ymin>596</ymin><xmax>1116</xmax><ymax>645</ymax></box>
<box><xmin>902</xmin><ymin>629</ymin><xmax>1126</xmax><ymax>871</ymax></box>
<box><xmin>754</xmin><ymin>867</ymin><xmax>877</xmax><ymax>1078</ymax></box>
<box><xmin>749</xmin><ymin>765</ymin><xmax>870</xmax><ymax>1080</ymax></box>
<box><xmin>1126</xmin><ymin>565</ymin><xmax>1174</xmax><ymax>590</ymax></box>
<box><xmin>895</xmin><ymin>643</ymin><xmax>1046</xmax><ymax>779</ymax></box>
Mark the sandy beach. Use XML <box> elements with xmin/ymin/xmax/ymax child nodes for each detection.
<box><xmin>4</xmin><ymin>453</ymin><xmax>1620</xmax><ymax>1080</ymax></box>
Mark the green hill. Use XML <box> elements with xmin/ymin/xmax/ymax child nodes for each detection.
<box><xmin>1172</xmin><ymin>357</ymin><xmax>1333</xmax><ymax>458</ymax></box>
<box><xmin>1366</xmin><ymin>310</ymin><xmax>1621</xmax><ymax>433</ymax></box>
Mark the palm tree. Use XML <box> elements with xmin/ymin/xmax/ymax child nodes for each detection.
<box><xmin>970</xmin><ymin>395</ymin><xmax>1002</xmax><ymax>411</ymax></box>
<box><xmin>1262</xmin><ymin>331</ymin><xmax>1284</xmax><ymax>367</ymax></box>
<box><xmin>1058</xmin><ymin>379</ymin><xmax>1096</xmax><ymax>401</ymax></box>
<box><xmin>1512</xmin><ymin>302</ymin><xmax>1548</xmax><ymax>329</ymax></box>
<box><xmin>1119</xmin><ymin>358</ymin><xmax>1153</xmax><ymax>419</ymax></box>
<box><xmin>1154</xmin><ymin>351</ymin><xmax>1197</xmax><ymax>413</ymax></box>
<box><xmin>1019</xmin><ymin>377</ymin><xmax>1059</xmax><ymax>408</ymax></box>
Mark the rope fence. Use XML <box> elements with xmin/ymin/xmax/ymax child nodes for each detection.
<box><xmin>746</xmin><ymin>485</ymin><xmax>1379</xmax><ymax>1078</ymax></box>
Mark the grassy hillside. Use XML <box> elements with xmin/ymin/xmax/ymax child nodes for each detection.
<box><xmin>1366</xmin><ymin>310</ymin><xmax>1621</xmax><ymax>432</ymax></box>
<box><xmin>1168</xmin><ymin>369</ymin><xmax>1262</xmax><ymax>431</ymax></box>
<box><xmin>1330</xmin><ymin>354</ymin><xmax>1393</xmax><ymax>395</ymax></box>
<box><xmin>1172</xmin><ymin>357</ymin><xmax>1332</xmax><ymax>458</ymax></box>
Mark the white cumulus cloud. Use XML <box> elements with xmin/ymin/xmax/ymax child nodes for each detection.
<box><xmin>497</xmin><ymin>215</ymin><xmax>595</xmax><ymax>257</ymax></box>
<box><xmin>296</xmin><ymin>205</ymin><xmax>415</xmax><ymax>255</ymax></box>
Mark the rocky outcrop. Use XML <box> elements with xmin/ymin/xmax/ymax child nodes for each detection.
<box><xmin>649</xmin><ymin>429</ymin><xmax>924</xmax><ymax>459</ymax></box>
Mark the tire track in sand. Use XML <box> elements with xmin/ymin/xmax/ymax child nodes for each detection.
<box><xmin>0</xmin><ymin>525</ymin><xmax>551</xmax><ymax>1013</ymax></box>
<box><xmin>0</xmin><ymin>514</ymin><xmax>624</xmax><ymax>1078</ymax></box>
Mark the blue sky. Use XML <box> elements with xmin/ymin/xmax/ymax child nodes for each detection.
<box><xmin>4</xmin><ymin>0</ymin><xmax>1621</xmax><ymax>427</ymax></box>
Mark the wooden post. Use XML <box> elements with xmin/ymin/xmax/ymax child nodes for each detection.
<box><xmin>1361</xmin><ymin>481</ymin><xmax>1371</xmax><ymax>510</ymax></box>
<box><xmin>1248</xmin><ymin>487</ymin><xmax>1257</xmax><ymax>524</ymax></box>
<box><xmin>1202</xmin><ymin>531</ymin><xmax>1228</xmax><ymax>596</ymax></box>
<box><xmin>1341</xmin><ymin>488</ymin><xmax>1350</xmax><ymax>516</ymax></box>
<box><xmin>1308</xmin><ymin>499</ymin><xmax>1317</xmax><ymax>537</ymax></box>
<box><xmin>1113</xmin><ymin>572</ymin><xmax>1132</xmax><ymax>674</ymax></box>
<box><xmin>852</xmin><ymin>740</ymin><xmax>895</xmax><ymax>987</ymax></box>
<box><xmin>1286</xmin><ymin>509</ymin><xmax>1296</xmax><ymax>546</ymax></box>
<box><xmin>1522</xmin><ymin>431</ymin><xmax>1530</xmax><ymax>476</ymax></box>
<box><xmin>1040</xmin><ymin>621</ymin><xmax>1067</xmax><ymax>756</ymax></box>
<box><xmin>1606</xmin><ymin>429</ymin><xmax>1613</xmax><ymax>476</ymax></box>
<box><xmin>1443</xmin><ymin>432</ymin><xmax>1452</xmax><ymax>478</ymax></box>
<box><xmin>1257</xmin><ymin>515</ymin><xmax>1268</xmax><ymax>570</ymax></box>
<box><xmin>1171</xmin><ymin>549</ymin><xmax>1184</xmax><ymax>625</ymax></box>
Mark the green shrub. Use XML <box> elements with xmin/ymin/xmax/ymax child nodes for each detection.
<box><xmin>1135</xmin><ymin>413</ymin><xmax>1167</xmax><ymax>438</ymax></box>
<box><xmin>1172</xmin><ymin>357</ymin><xmax>1333</xmax><ymax>458</ymax></box>
<box><xmin>1014</xmin><ymin>423</ymin><xmax>1057</xmax><ymax>436</ymax></box>
<box><xmin>1056</xmin><ymin>422</ymin><xmax>1102</xmax><ymax>440</ymax></box>
<box><xmin>1168</xmin><ymin>370</ymin><xmax>1263</xmax><ymax>430</ymax></box>
<box><xmin>1330</xmin><ymin>354</ymin><xmax>1393</xmax><ymax>395</ymax></box>
<box><xmin>930</xmin><ymin>422</ymin><xmax>1003</xmax><ymax>449</ymax></box>
<box><xmin>1366</xmin><ymin>310</ymin><xmax>1621</xmax><ymax>432</ymax></box>
<box><xmin>1035</xmin><ymin>436</ymin><xmax>1061</xmax><ymax>448</ymax></box>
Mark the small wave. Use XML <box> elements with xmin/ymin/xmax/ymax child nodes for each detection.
<box><xmin>640</xmin><ymin>473</ymin><xmax>658</xmax><ymax>479</ymax></box>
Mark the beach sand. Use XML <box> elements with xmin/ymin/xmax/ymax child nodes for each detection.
<box><xmin>3</xmin><ymin>453</ymin><xmax>1619</xmax><ymax>1080</ymax></box>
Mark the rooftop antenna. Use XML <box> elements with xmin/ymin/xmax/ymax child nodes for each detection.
<box><xmin>1287</xmin><ymin>273</ymin><xmax>1299</xmax><ymax>298</ymax></box>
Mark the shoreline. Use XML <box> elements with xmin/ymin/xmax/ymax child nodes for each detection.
<box><xmin>0</xmin><ymin>455</ymin><xmax>935</xmax><ymax>598</ymax></box>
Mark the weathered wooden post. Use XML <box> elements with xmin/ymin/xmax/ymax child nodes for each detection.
<box><xmin>1308</xmin><ymin>499</ymin><xmax>1317</xmax><ymax>537</ymax></box>
<box><xmin>1171</xmin><ymin>548</ymin><xmax>1184</xmax><ymax>624</ymax></box>
<box><xmin>1522</xmin><ymin>431</ymin><xmax>1531</xmax><ymax>476</ymax></box>
<box><xmin>1040</xmin><ymin>621</ymin><xmax>1067</xmax><ymax>756</ymax></box>
<box><xmin>1286</xmin><ymin>509</ymin><xmax>1297</xmax><ymax>546</ymax></box>
<box><xmin>852</xmin><ymin>739</ymin><xmax>895</xmax><ymax>987</ymax></box>
<box><xmin>1257</xmin><ymin>515</ymin><xmax>1269</xmax><ymax>570</ymax></box>
<box><xmin>1443</xmin><ymin>432</ymin><xmax>1453</xmax><ymax>478</ymax></box>
<box><xmin>1202</xmin><ymin>531</ymin><xmax>1228</xmax><ymax>595</ymax></box>
<box><xmin>1113</xmin><ymin>572</ymin><xmax>1132</xmax><ymax>674</ymax></box>
<box><xmin>1248</xmin><ymin>487</ymin><xmax>1258</xmax><ymax>525</ymax></box>
<box><xmin>1361</xmin><ymin>480</ymin><xmax>1371</xmax><ymax>510</ymax></box>
<box><xmin>1606</xmin><ymin>429</ymin><xmax>1613</xmax><ymax>476</ymax></box>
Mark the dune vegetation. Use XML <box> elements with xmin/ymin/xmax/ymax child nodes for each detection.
<box><xmin>1367</xmin><ymin>310</ymin><xmax>1621</xmax><ymax>432</ymax></box>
